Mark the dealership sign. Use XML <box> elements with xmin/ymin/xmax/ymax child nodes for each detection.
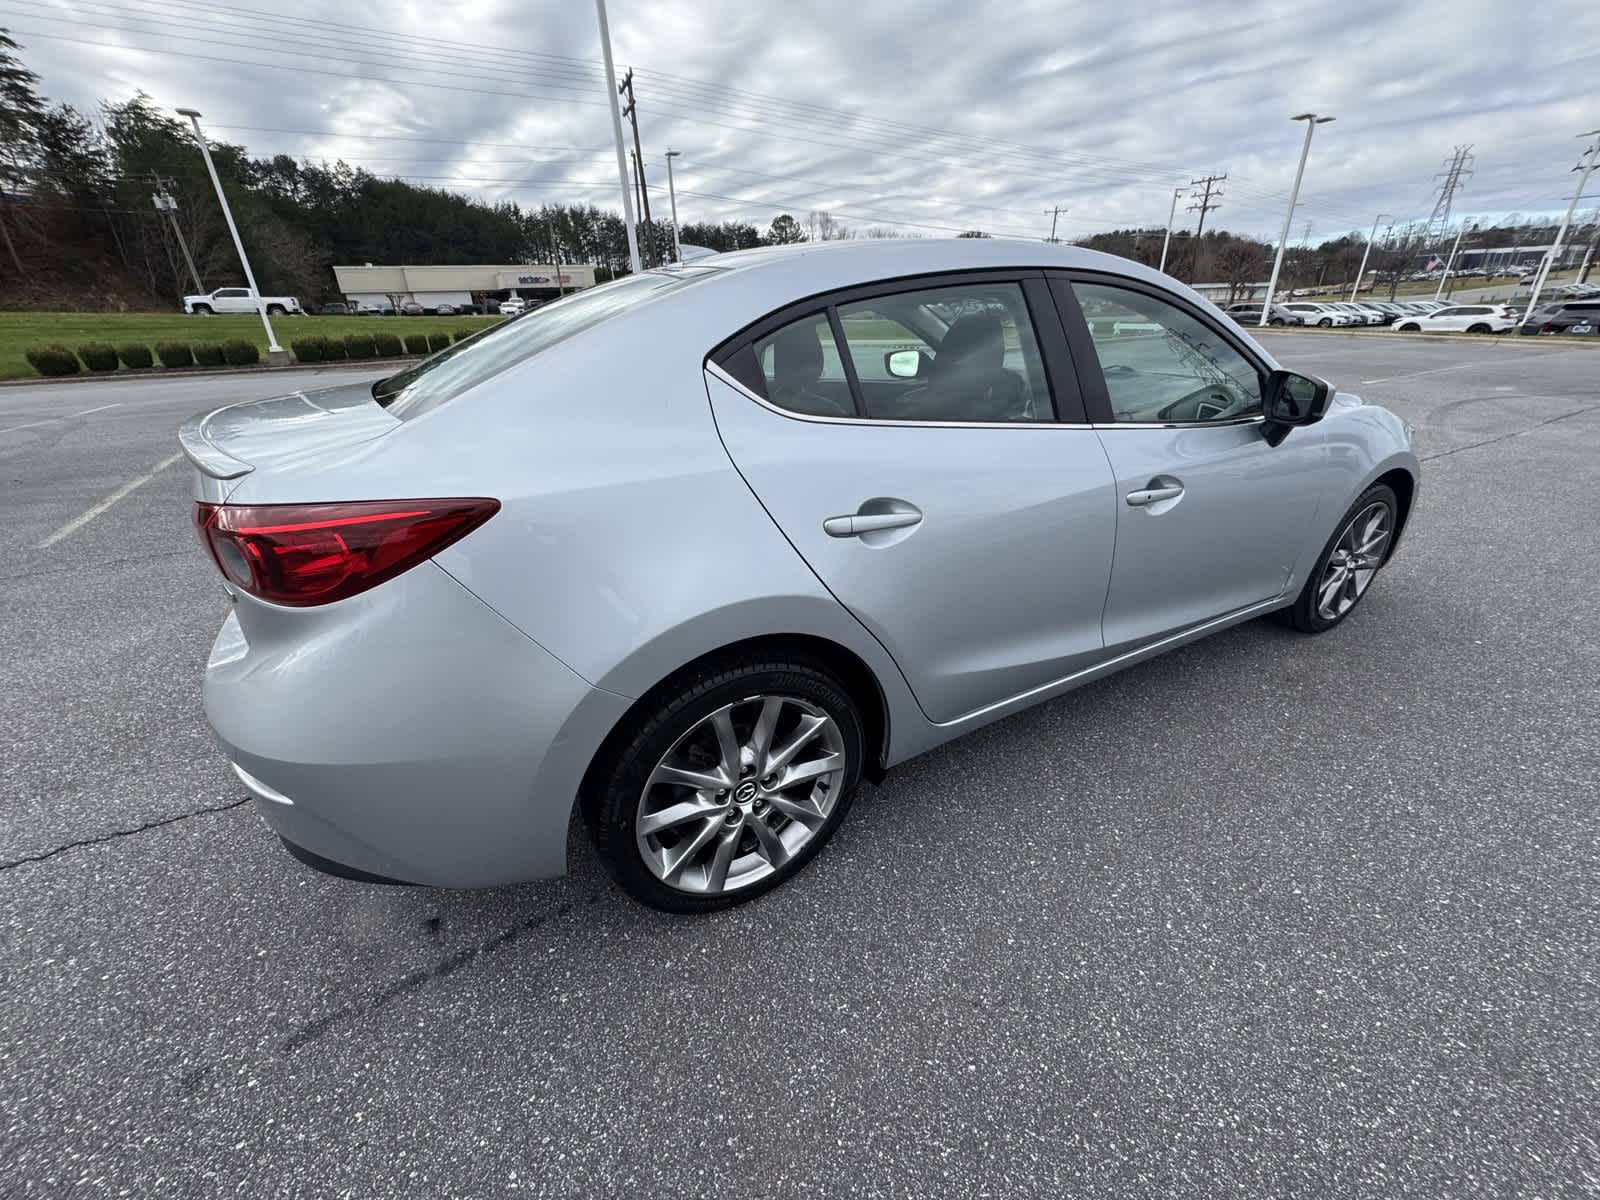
<box><xmin>496</xmin><ymin>269</ymin><xmax>583</xmax><ymax>289</ymax></box>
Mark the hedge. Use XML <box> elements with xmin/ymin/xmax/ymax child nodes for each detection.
<box><xmin>427</xmin><ymin>332</ymin><xmax>452</xmax><ymax>353</ymax></box>
<box><xmin>403</xmin><ymin>332</ymin><xmax>431</xmax><ymax>355</ymax></box>
<box><xmin>116</xmin><ymin>343</ymin><xmax>154</xmax><ymax>369</ymax></box>
<box><xmin>193</xmin><ymin>343</ymin><xmax>226</xmax><ymax>367</ymax></box>
<box><xmin>25</xmin><ymin>345</ymin><xmax>80</xmax><ymax>377</ymax></box>
<box><xmin>320</xmin><ymin>336</ymin><xmax>347</xmax><ymax>361</ymax></box>
<box><xmin>155</xmin><ymin>341</ymin><xmax>194</xmax><ymax>368</ymax></box>
<box><xmin>290</xmin><ymin>336</ymin><xmax>324</xmax><ymax>363</ymax></box>
<box><xmin>77</xmin><ymin>342</ymin><xmax>119</xmax><ymax>372</ymax></box>
<box><xmin>221</xmin><ymin>338</ymin><xmax>260</xmax><ymax>366</ymax></box>
<box><xmin>373</xmin><ymin>331</ymin><xmax>403</xmax><ymax>357</ymax></box>
<box><xmin>343</xmin><ymin>332</ymin><xmax>377</xmax><ymax>360</ymax></box>
<box><xmin>452</xmin><ymin>328</ymin><xmax>477</xmax><ymax>344</ymax></box>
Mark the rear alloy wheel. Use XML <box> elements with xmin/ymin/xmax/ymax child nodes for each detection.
<box><xmin>1467</xmin><ymin>322</ymin><xmax>1491</xmax><ymax>333</ymax></box>
<box><xmin>586</xmin><ymin>659</ymin><xmax>864</xmax><ymax>912</ymax></box>
<box><xmin>1285</xmin><ymin>484</ymin><xmax>1398</xmax><ymax>633</ymax></box>
<box><xmin>1318</xmin><ymin>317</ymin><xmax>1333</xmax><ymax>327</ymax></box>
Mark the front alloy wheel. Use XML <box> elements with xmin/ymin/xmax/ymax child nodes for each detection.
<box><xmin>586</xmin><ymin>658</ymin><xmax>864</xmax><ymax>912</ymax></box>
<box><xmin>1285</xmin><ymin>484</ymin><xmax>1398</xmax><ymax>632</ymax></box>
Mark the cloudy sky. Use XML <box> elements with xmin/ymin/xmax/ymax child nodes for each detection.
<box><xmin>7</xmin><ymin>0</ymin><xmax>1599</xmax><ymax>244</ymax></box>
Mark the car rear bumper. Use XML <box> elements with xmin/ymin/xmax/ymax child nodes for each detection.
<box><xmin>204</xmin><ymin>562</ymin><xmax>631</xmax><ymax>888</ymax></box>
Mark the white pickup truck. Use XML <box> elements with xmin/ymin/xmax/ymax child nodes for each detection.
<box><xmin>182</xmin><ymin>287</ymin><xmax>302</xmax><ymax>316</ymax></box>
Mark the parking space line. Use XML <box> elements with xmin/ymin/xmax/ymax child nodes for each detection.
<box><xmin>36</xmin><ymin>451</ymin><xmax>184</xmax><ymax>549</ymax></box>
<box><xmin>1360</xmin><ymin>361</ymin><xmax>1489</xmax><ymax>385</ymax></box>
<box><xmin>0</xmin><ymin>402</ymin><xmax>123</xmax><ymax>435</ymax></box>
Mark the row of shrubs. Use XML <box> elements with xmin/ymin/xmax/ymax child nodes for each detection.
<box><xmin>24</xmin><ymin>328</ymin><xmax>478</xmax><ymax>377</ymax></box>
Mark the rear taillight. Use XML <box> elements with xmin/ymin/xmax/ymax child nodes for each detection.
<box><xmin>193</xmin><ymin>498</ymin><xmax>499</xmax><ymax>607</ymax></box>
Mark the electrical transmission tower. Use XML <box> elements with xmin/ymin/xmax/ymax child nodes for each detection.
<box><xmin>1424</xmin><ymin>146</ymin><xmax>1474</xmax><ymax>242</ymax></box>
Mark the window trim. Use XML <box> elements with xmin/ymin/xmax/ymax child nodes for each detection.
<box><xmin>708</xmin><ymin>268</ymin><xmax>1089</xmax><ymax>426</ymax></box>
<box><xmin>1047</xmin><ymin>269</ymin><xmax>1274</xmax><ymax>429</ymax></box>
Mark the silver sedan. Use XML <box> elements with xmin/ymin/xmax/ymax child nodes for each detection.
<box><xmin>182</xmin><ymin>240</ymin><xmax>1419</xmax><ymax>912</ymax></box>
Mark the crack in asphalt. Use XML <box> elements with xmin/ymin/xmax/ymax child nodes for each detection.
<box><xmin>1421</xmin><ymin>403</ymin><xmax>1600</xmax><ymax>462</ymax></box>
<box><xmin>0</xmin><ymin>798</ymin><xmax>250</xmax><ymax>872</ymax></box>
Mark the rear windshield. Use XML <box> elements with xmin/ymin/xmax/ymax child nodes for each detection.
<box><xmin>373</xmin><ymin>267</ymin><xmax>719</xmax><ymax>419</ymax></box>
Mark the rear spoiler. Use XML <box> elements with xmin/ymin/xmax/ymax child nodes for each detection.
<box><xmin>178</xmin><ymin>406</ymin><xmax>254</xmax><ymax>480</ymax></box>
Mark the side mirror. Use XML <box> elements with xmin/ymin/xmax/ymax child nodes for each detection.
<box><xmin>1261</xmin><ymin>369</ymin><xmax>1331</xmax><ymax>446</ymax></box>
<box><xmin>885</xmin><ymin>348</ymin><xmax>930</xmax><ymax>379</ymax></box>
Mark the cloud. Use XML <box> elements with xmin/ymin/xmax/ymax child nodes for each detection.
<box><xmin>9</xmin><ymin>0</ymin><xmax>1598</xmax><ymax>243</ymax></box>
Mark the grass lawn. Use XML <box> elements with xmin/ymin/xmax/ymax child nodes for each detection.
<box><xmin>0</xmin><ymin>312</ymin><xmax>503</xmax><ymax>381</ymax></box>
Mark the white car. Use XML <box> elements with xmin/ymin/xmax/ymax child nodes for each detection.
<box><xmin>183</xmin><ymin>287</ymin><xmax>301</xmax><ymax>316</ymax></box>
<box><xmin>498</xmin><ymin>297</ymin><xmax>529</xmax><ymax>316</ymax></box>
<box><xmin>1391</xmin><ymin>304</ymin><xmax>1518</xmax><ymax>333</ymax></box>
<box><xmin>1281</xmin><ymin>302</ymin><xmax>1357</xmax><ymax>327</ymax></box>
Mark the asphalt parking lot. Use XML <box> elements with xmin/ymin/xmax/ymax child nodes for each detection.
<box><xmin>3</xmin><ymin>332</ymin><xmax>1598</xmax><ymax>1197</ymax></box>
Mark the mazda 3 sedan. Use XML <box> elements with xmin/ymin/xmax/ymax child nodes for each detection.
<box><xmin>182</xmin><ymin>239</ymin><xmax>1419</xmax><ymax>912</ymax></box>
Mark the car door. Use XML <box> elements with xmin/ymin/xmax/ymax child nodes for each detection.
<box><xmin>1051</xmin><ymin>274</ymin><xmax>1329</xmax><ymax>652</ymax></box>
<box><xmin>707</xmin><ymin>274</ymin><xmax>1117</xmax><ymax>725</ymax></box>
<box><xmin>214</xmin><ymin>287</ymin><xmax>250</xmax><ymax>313</ymax></box>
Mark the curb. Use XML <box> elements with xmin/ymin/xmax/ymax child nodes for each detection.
<box><xmin>0</xmin><ymin>358</ymin><xmax>406</xmax><ymax>389</ymax></box>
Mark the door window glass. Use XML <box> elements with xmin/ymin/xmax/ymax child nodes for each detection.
<box><xmin>834</xmin><ymin>282</ymin><xmax>1051</xmax><ymax>422</ymax></box>
<box><xmin>1072</xmin><ymin>282</ymin><xmax>1263</xmax><ymax>423</ymax></box>
<box><xmin>741</xmin><ymin>314</ymin><xmax>855</xmax><ymax>418</ymax></box>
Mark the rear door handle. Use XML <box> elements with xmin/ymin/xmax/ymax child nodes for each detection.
<box><xmin>1126</xmin><ymin>485</ymin><xmax>1184</xmax><ymax>507</ymax></box>
<box><xmin>823</xmin><ymin>503</ymin><xmax>923</xmax><ymax>537</ymax></box>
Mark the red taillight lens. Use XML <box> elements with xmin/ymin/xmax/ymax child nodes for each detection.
<box><xmin>193</xmin><ymin>498</ymin><xmax>499</xmax><ymax>607</ymax></box>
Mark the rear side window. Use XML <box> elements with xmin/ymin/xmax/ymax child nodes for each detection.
<box><xmin>374</xmin><ymin>268</ymin><xmax>716</xmax><ymax>419</ymax></box>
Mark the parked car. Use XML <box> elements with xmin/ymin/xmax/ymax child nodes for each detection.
<box><xmin>316</xmin><ymin>301</ymin><xmax>352</xmax><ymax>316</ymax></box>
<box><xmin>181</xmin><ymin>241</ymin><xmax>1419</xmax><ymax>911</ymax></box>
<box><xmin>183</xmin><ymin>287</ymin><xmax>301</xmax><ymax>316</ymax></box>
<box><xmin>1349</xmin><ymin>303</ymin><xmax>1397</xmax><ymax>325</ymax></box>
<box><xmin>1281</xmin><ymin>302</ymin><xmax>1357</xmax><ymax>327</ymax></box>
<box><xmin>398</xmin><ymin>301</ymin><xmax>426</xmax><ymax>316</ymax></box>
<box><xmin>1517</xmin><ymin>299</ymin><xmax>1600</xmax><ymax>336</ymax></box>
<box><xmin>1331</xmin><ymin>302</ymin><xmax>1385</xmax><ymax>326</ymax></box>
<box><xmin>1392</xmin><ymin>303</ymin><xmax>1519</xmax><ymax>333</ymax></box>
<box><xmin>1223</xmin><ymin>302</ymin><xmax>1303</xmax><ymax>326</ymax></box>
<box><xmin>498</xmin><ymin>297</ymin><xmax>528</xmax><ymax>316</ymax></box>
<box><xmin>354</xmin><ymin>301</ymin><xmax>395</xmax><ymax>316</ymax></box>
<box><xmin>434</xmin><ymin>302</ymin><xmax>461</xmax><ymax>316</ymax></box>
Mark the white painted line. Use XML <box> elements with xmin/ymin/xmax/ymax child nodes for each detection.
<box><xmin>1360</xmin><ymin>361</ymin><xmax>1486</xmax><ymax>385</ymax></box>
<box><xmin>36</xmin><ymin>452</ymin><xmax>184</xmax><ymax>549</ymax></box>
<box><xmin>0</xmin><ymin>401</ymin><xmax>123</xmax><ymax>435</ymax></box>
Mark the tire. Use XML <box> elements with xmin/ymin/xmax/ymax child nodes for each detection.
<box><xmin>192</xmin><ymin>304</ymin><xmax>212</xmax><ymax>315</ymax></box>
<box><xmin>1269</xmin><ymin>317</ymin><xmax>1285</xmax><ymax>326</ymax></box>
<box><xmin>266</xmin><ymin>304</ymin><xmax>286</xmax><ymax>316</ymax></box>
<box><xmin>1467</xmin><ymin>322</ymin><xmax>1490</xmax><ymax>333</ymax></box>
<box><xmin>1283</xmin><ymin>483</ymin><xmax>1399</xmax><ymax>633</ymax></box>
<box><xmin>584</xmin><ymin>657</ymin><xmax>865</xmax><ymax>913</ymax></box>
<box><xmin>1317</xmin><ymin>317</ymin><xmax>1333</xmax><ymax>327</ymax></box>
<box><xmin>1398</xmin><ymin>322</ymin><xmax>1420</xmax><ymax>332</ymax></box>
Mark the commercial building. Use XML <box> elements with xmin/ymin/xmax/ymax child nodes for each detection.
<box><xmin>331</xmin><ymin>263</ymin><xmax>596</xmax><ymax>312</ymax></box>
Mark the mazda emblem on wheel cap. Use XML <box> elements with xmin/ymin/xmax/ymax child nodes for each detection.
<box><xmin>734</xmin><ymin>780</ymin><xmax>758</xmax><ymax>803</ymax></box>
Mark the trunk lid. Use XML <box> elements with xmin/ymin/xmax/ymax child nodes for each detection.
<box><xmin>178</xmin><ymin>381</ymin><xmax>400</xmax><ymax>484</ymax></box>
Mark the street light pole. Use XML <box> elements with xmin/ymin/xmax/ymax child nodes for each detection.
<box><xmin>1261</xmin><ymin>113</ymin><xmax>1334</xmax><ymax>327</ymax></box>
<box><xmin>664</xmin><ymin>149</ymin><xmax>682</xmax><ymax>263</ymax></box>
<box><xmin>1351</xmin><ymin>211</ymin><xmax>1391</xmax><ymax>302</ymax></box>
<box><xmin>1158</xmin><ymin>187</ymin><xmax>1183</xmax><ymax>275</ymax></box>
<box><xmin>1434</xmin><ymin>222</ymin><xmax>1473</xmax><ymax>301</ymax></box>
<box><xmin>594</xmin><ymin>0</ymin><xmax>641</xmax><ymax>275</ymax></box>
<box><xmin>175</xmin><ymin>107</ymin><xmax>284</xmax><ymax>361</ymax></box>
<box><xmin>1520</xmin><ymin>130</ymin><xmax>1600</xmax><ymax>326</ymax></box>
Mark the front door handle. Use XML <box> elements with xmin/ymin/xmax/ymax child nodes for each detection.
<box><xmin>1126</xmin><ymin>484</ymin><xmax>1184</xmax><ymax>507</ymax></box>
<box><xmin>823</xmin><ymin>511</ymin><xmax>922</xmax><ymax>537</ymax></box>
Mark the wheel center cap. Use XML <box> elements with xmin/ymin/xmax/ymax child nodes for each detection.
<box><xmin>734</xmin><ymin>780</ymin><xmax>759</xmax><ymax>804</ymax></box>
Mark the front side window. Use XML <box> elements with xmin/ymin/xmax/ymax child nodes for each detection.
<box><xmin>374</xmin><ymin>268</ymin><xmax>716</xmax><ymax>419</ymax></box>
<box><xmin>1073</xmin><ymin>282</ymin><xmax>1263</xmax><ymax>424</ymax></box>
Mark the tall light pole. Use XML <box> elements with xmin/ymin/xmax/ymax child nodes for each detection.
<box><xmin>664</xmin><ymin>149</ymin><xmax>683</xmax><ymax>263</ymax></box>
<box><xmin>1521</xmin><ymin>130</ymin><xmax>1600</xmax><ymax>325</ymax></box>
<box><xmin>1158</xmin><ymin>187</ymin><xmax>1183</xmax><ymax>275</ymax></box>
<box><xmin>1350</xmin><ymin>212</ymin><xmax>1391</xmax><ymax>302</ymax></box>
<box><xmin>176</xmin><ymin>107</ymin><xmax>284</xmax><ymax>362</ymax></box>
<box><xmin>1435</xmin><ymin>222</ymin><xmax>1476</xmax><ymax>300</ymax></box>
<box><xmin>594</xmin><ymin>0</ymin><xmax>641</xmax><ymax>275</ymax></box>
<box><xmin>1261</xmin><ymin>113</ymin><xmax>1334</xmax><ymax>327</ymax></box>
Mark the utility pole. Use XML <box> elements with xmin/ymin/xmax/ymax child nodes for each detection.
<box><xmin>618</xmin><ymin>68</ymin><xmax>653</xmax><ymax>267</ymax></box>
<box><xmin>1158</xmin><ymin>187</ymin><xmax>1184</xmax><ymax>275</ymax></box>
<box><xmin>175</xmin><ymin>107</ymin><xmax>284</xmax><ymax>363</ymax></box>
<box><xmin>151</xmin><ymin>175</ymin><xmax>203</xmax><ymax>295</ymax></box>
<box><xmin>1261</xmin><ymin>113</ymin><xmax>1334</xmax><ymax>327</ymax></box>
<box><xmin>1522</xmin><ymin>130</ymin><xmax>1600</xmax><ymax>324</ymax></box>
<box><xmin>664</xmin><ymin>149</ymin><xmax>682</xmax><ymax>263</ymax></box>
<box><xmin>1351</xmin><ymin>212</ymin><xmax>1391</xmax><ymax>301</ymax></box>
<box><xmin>593</xmin><ymin>0</ymin><xmax>640</xmax><ymax>275</ymax></box>
<box><xmin>1044</xmin><ymin>205</ymin><xmax>1066</xmax><ymax>244</ymax></box>
<box><xmin>551</xmin><ymin>227</ymin><xmax>565</xmax><ymax>297</ymax></box>
<box><xmin>1186</xmin><ymin>173</ymin><xmax>1225</xmax><ymax>281</ymax></box>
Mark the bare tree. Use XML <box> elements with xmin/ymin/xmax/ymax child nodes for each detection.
<box><xmin>809</xmin><ymin>210</ymin><xmax>850</xmax><ymax>241</ymax></box>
